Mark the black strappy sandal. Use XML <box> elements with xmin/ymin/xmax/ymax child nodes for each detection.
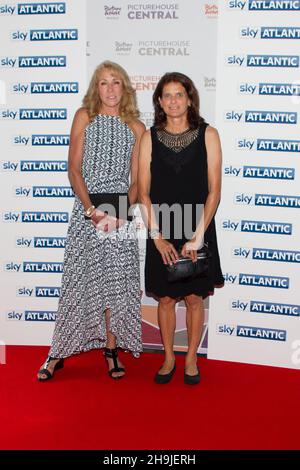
<box><xmin>104</xmin><ymin>348</ymin><xmax>125</xmax><ymax>379</ymax></box>
<box><xmin>37</xmin><ymin>356</ymin><xmax>64</xmax><ymax>382</ymax></box>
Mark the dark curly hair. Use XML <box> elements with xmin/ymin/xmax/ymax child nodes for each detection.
<box><xmin>153</xmin><ymin>72</ymin><xmax>205</xmax><ymax>129</ymax></box>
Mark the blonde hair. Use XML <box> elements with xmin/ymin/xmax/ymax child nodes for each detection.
<box><xmin>82</xmin><ymin>60</ymin><xmax>139</xmax><ymax>123</ymax></box>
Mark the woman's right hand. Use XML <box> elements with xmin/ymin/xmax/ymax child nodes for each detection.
<box><xmin>91</xmin><ymin>209</ymin><xmax>107</xmax><ymax>228</ymax></box>
<box><xmin>153</xmin><ymin>237</ymin><xmax>178</xmax><ymax>265</ymax></box>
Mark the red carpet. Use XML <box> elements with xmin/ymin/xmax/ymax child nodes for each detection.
<box><xmin>1</xmin><ymin>345</ymin><xmax>300</xmax><ymax>450</ymax></box>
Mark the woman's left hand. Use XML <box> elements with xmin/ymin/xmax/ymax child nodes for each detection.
<box><xmin>181</xmin><ymin>237</ymin><xmax>203</xmax><ymax>262</ymax></box>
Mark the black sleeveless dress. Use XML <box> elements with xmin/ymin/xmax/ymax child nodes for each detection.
<box><xmin>145</xmin><ymin>123</ymin><xmax>224</xmax><ymax>299</ymax></box>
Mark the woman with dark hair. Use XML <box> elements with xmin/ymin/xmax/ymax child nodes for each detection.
<box><xmin>138</xmin><ymin>72</ymin><xmax>223</xmax><ymax>385</ymax></box>
<box><xmin>37</xmin><ymin>61</ymin><xmax>145</xmax><ymax>381</ymax></box>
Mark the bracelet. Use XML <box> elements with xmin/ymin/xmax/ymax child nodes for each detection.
<box><xmin>84</xmin><ymin>205</ymin><xmax>96</xmax><ymax>218</ymax></box>
<box><xmin>149</xmin><ymin>228</ymin><xmax>161</xmax><ymax>239</ymax></box>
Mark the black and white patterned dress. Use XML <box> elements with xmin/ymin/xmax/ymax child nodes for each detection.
<box><xmin>49</xmin><ymin>115</ymin><xmax>142</xmax><ymax>358</ymax></box>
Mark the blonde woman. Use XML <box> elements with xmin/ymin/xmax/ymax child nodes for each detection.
<box><xmin>37</xmin><ymin>61</ymin><xmax>145</xmax><ymax>381</ymax></box>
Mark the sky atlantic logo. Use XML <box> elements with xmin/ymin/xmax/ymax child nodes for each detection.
<box><xmin>4</xmin><ymin>261</ymin><xmax>64</xmax><ymax>273</ymax></box>
<box><xmin>34</xmin><ymin>237</ymin><xmax>67</xmax><ymax>248</ymax></box>
<box><xmin>30</xmin><ymin>29</ymin><xmax>77</xmax><ymax>40</ymax></box>
<box><xmin>21</xmin><ymin>161</ymin><xmax>67</xmax><ymax>172</ymax></box>
<box><xmin>248</xmin><ymin>1</ymin><xmax>300</xmax><ymax>10</ymax></box>
<box><xmin>217</xmin><ymin>323</ymin><xmax>287</xmax><ymax>342</ymax></box>
<box><xmin>232</xmin><ymin>247</ymin><xmax>300</xmax><ymax>263</ymax></box>
<box><xmin>245</xmin><ymin>110</ymin><xmax>297</xmax><ymax>124</ymax></box>
<box><xmin>231</xmin><ymin>299</ymin><xmax>300</xmax><ymax>317</ymax></box>
<box><xmin>18</xmin><ymin>56</ymin><xmax>66</xmax><ymax>68</ymax></box>
<box><xmin>14</xmin><ymin>186</ymin><xmax>73</xmax><ymax>197</ymax></box>
<box><xmin>239</xmin><ymin>82</ymin><xmax>300</xmax><ymax>96</ymax></box>
<box><xmin>1</xmin><ymin>108</ymin><xmax>67</xmax><ymax>119</ymax></box>
<box><xmin>12</xmin><ymin>135</ymin><xmax>70</xmax><ymax>146</ymax></box>
<box><xmin>226</xmin><ymin>54</ymin><xmax>299</xmax><ymax>67</ymax></box>
<box><xmin>138</xmin><ymin>40</ymin><xmax>190</xmax><ymax>56</ymax></box>
<box><xmin>9</xmin><ymin>81</ymin><xmax>79</xmax><ymax>95</ymax></box>
<box><xmin>35</xmin><ymin>287</ymin><xmax>61</xmax><ymax>297</ymax></box>
<box><xmin>234</xmin><ymin>193</ymin><xmax>300</xmax><ymax>208</ymax></box>
<box><xmin>226</xmin><ymin>110</ymin><xmax>297</xmax><ymax>124</ymax></box>
<box><xmin>34</xmin><ymin>237</ymin><xmax>66</xmax><ymax>248</ymax></box>
<box><xmin>236</xmin><ymin>138</ymin><xmax>300</xmax><ymax>152</ymax></box>
<box><xmin>240</xmin><ymin>26</ymin><xmax>300</xmax><ymax>39</ymax></box>
<box><xmin>248</xmin><ymin>54</ymin><xmax>299</xmax><ymax>67</ymax></box>
<box><xmin>31</xmin><ymin>135</ymin><xmax>70</xmax><ymax>145</ymax></box>
<box><xmin>221</xmin><ymin>219</ymin><xmax>292</xmax><ymax>235</ymax></box>
<box><xmin>223</xmin><ymin>272</ymin><xmax>290</xmax><ymax>289</ymax></box>
<box><xmin>29</xmin><ymin>82</ymin><xmax>78</xmax><ymax>93</ymax></box>
<box><xmin>24</xmin><ymin>311</ymin><xmax>57</xmax><ymax>321</ymax></box>
<box><xmin>257</xmin><ymin>139</ymin><xmax>300</xmax><ymax>152</ymax></box>
<box><xmin>21</xmin><ymin>212</ymin><xmax>69</xmax><ymax>223</ymax></box>
<box><xmin>261</xmin><ymin>26</ymin><xmax>300</xmax><ymax>39</ymax></box>
<box><xmin>16</xmin><ymin>286</ymin><xmax>61</xmax><ymax>297</ymax></box>
<box><xmin>22</xmin><ymin>262</ymin><xmax>63</xmax><ymax>273</ymax></box>
<box><xmin>241</xmin><ymin>220</ymin><xmax>292</xmax><ymax>234</ymax></box>
<box><xmin>252</xmin><ymin>248</ymin><xmax>300</xmax><ymax>263</ymax></box>
<box><xmin>239</xmin><ymin>273</ymin><xmax>289</xmax><ymax>289</ymax></box>
<box><xmin>33</xmin><ymin>186</ymin><xmax>74</xmax><ymax>198</ymax></box>
<box><xmin>255</xmin><ymin>194</ymin><xmax>300</xmax><ymax>208</ymax></box>
<box><xmin>11</xmin><ymin>29</ymin><xmax>78</xmax><ymax>41</ymax></box>
<box><xmin>127</xmin><ymin>3</ymin><xmax>179</xmax><ymax>20</ymax></box>
<box><xmin>0</xmin><ymin>3</ymin><xmax>66</xmax><ymax>15</ymax></box>
<box><xmin>237</xmin><ymin>325</ymin><xmax>287</xmax><ymax>341</ymax></box>
<box><xmin>6</xmin><ymin>310</ymin><xmax>57</xmax><ymax>321</ymax></box>
<box><xmin>224</xmin><ymin>165</ymin><xmax>295</xmax><ymax>180</ymax></box>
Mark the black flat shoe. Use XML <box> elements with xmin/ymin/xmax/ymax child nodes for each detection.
<box><xmin>154</xmin><ymin>364</ymin><xmax>176</xmax><ymax>384</ymax></box>
<box><xmin>37</xmin><ymin>357</ymin><xmax>64</xmax><ymax>382</ymax></box>
<box><xmin>184</xmin><ymin>367</ymin><xmax>200</xmax><ymax>385</ymax></box>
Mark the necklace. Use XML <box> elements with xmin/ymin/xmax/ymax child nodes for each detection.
<box><xmin>157</xmin><ymin>127</ymin><xmax>199</xmax><ymax>153</ymax></box>
<box><xmin>163</xmin><ymin>126</ymin><xmax>190</xmax><ymax>136</ymax></box>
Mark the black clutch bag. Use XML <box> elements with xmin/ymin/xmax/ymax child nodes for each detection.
<box><xmin>166</xmin><ymin>243</ymin><xmax>211</xmax><ymax>283</ymax></box>
<box><xmin>85</xmin><ymin>193</ymin><xmax>132</xmax><ymax>221</ymax></box>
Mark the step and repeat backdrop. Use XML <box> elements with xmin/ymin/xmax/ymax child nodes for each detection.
<box><xmin>0</xmin><ymin>0</ymin><xmax>217</xmax><ymax>355</ymax></box>
<box><xmin>208</xmin><ymin>0</ymin><xmax>300</xmax><ymax>368</ymax></box>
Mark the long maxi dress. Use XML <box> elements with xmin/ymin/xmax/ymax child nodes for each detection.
<box><xmin>49</xmin><ymin>115</ymin><xmax>142</xmax><ymax>358</ymax></box>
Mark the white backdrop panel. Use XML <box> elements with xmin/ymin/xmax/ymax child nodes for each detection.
<box><xmin>208</xmin><ymin>0</ymin><xmax>300</xmax><ymax>369</ymax></box>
